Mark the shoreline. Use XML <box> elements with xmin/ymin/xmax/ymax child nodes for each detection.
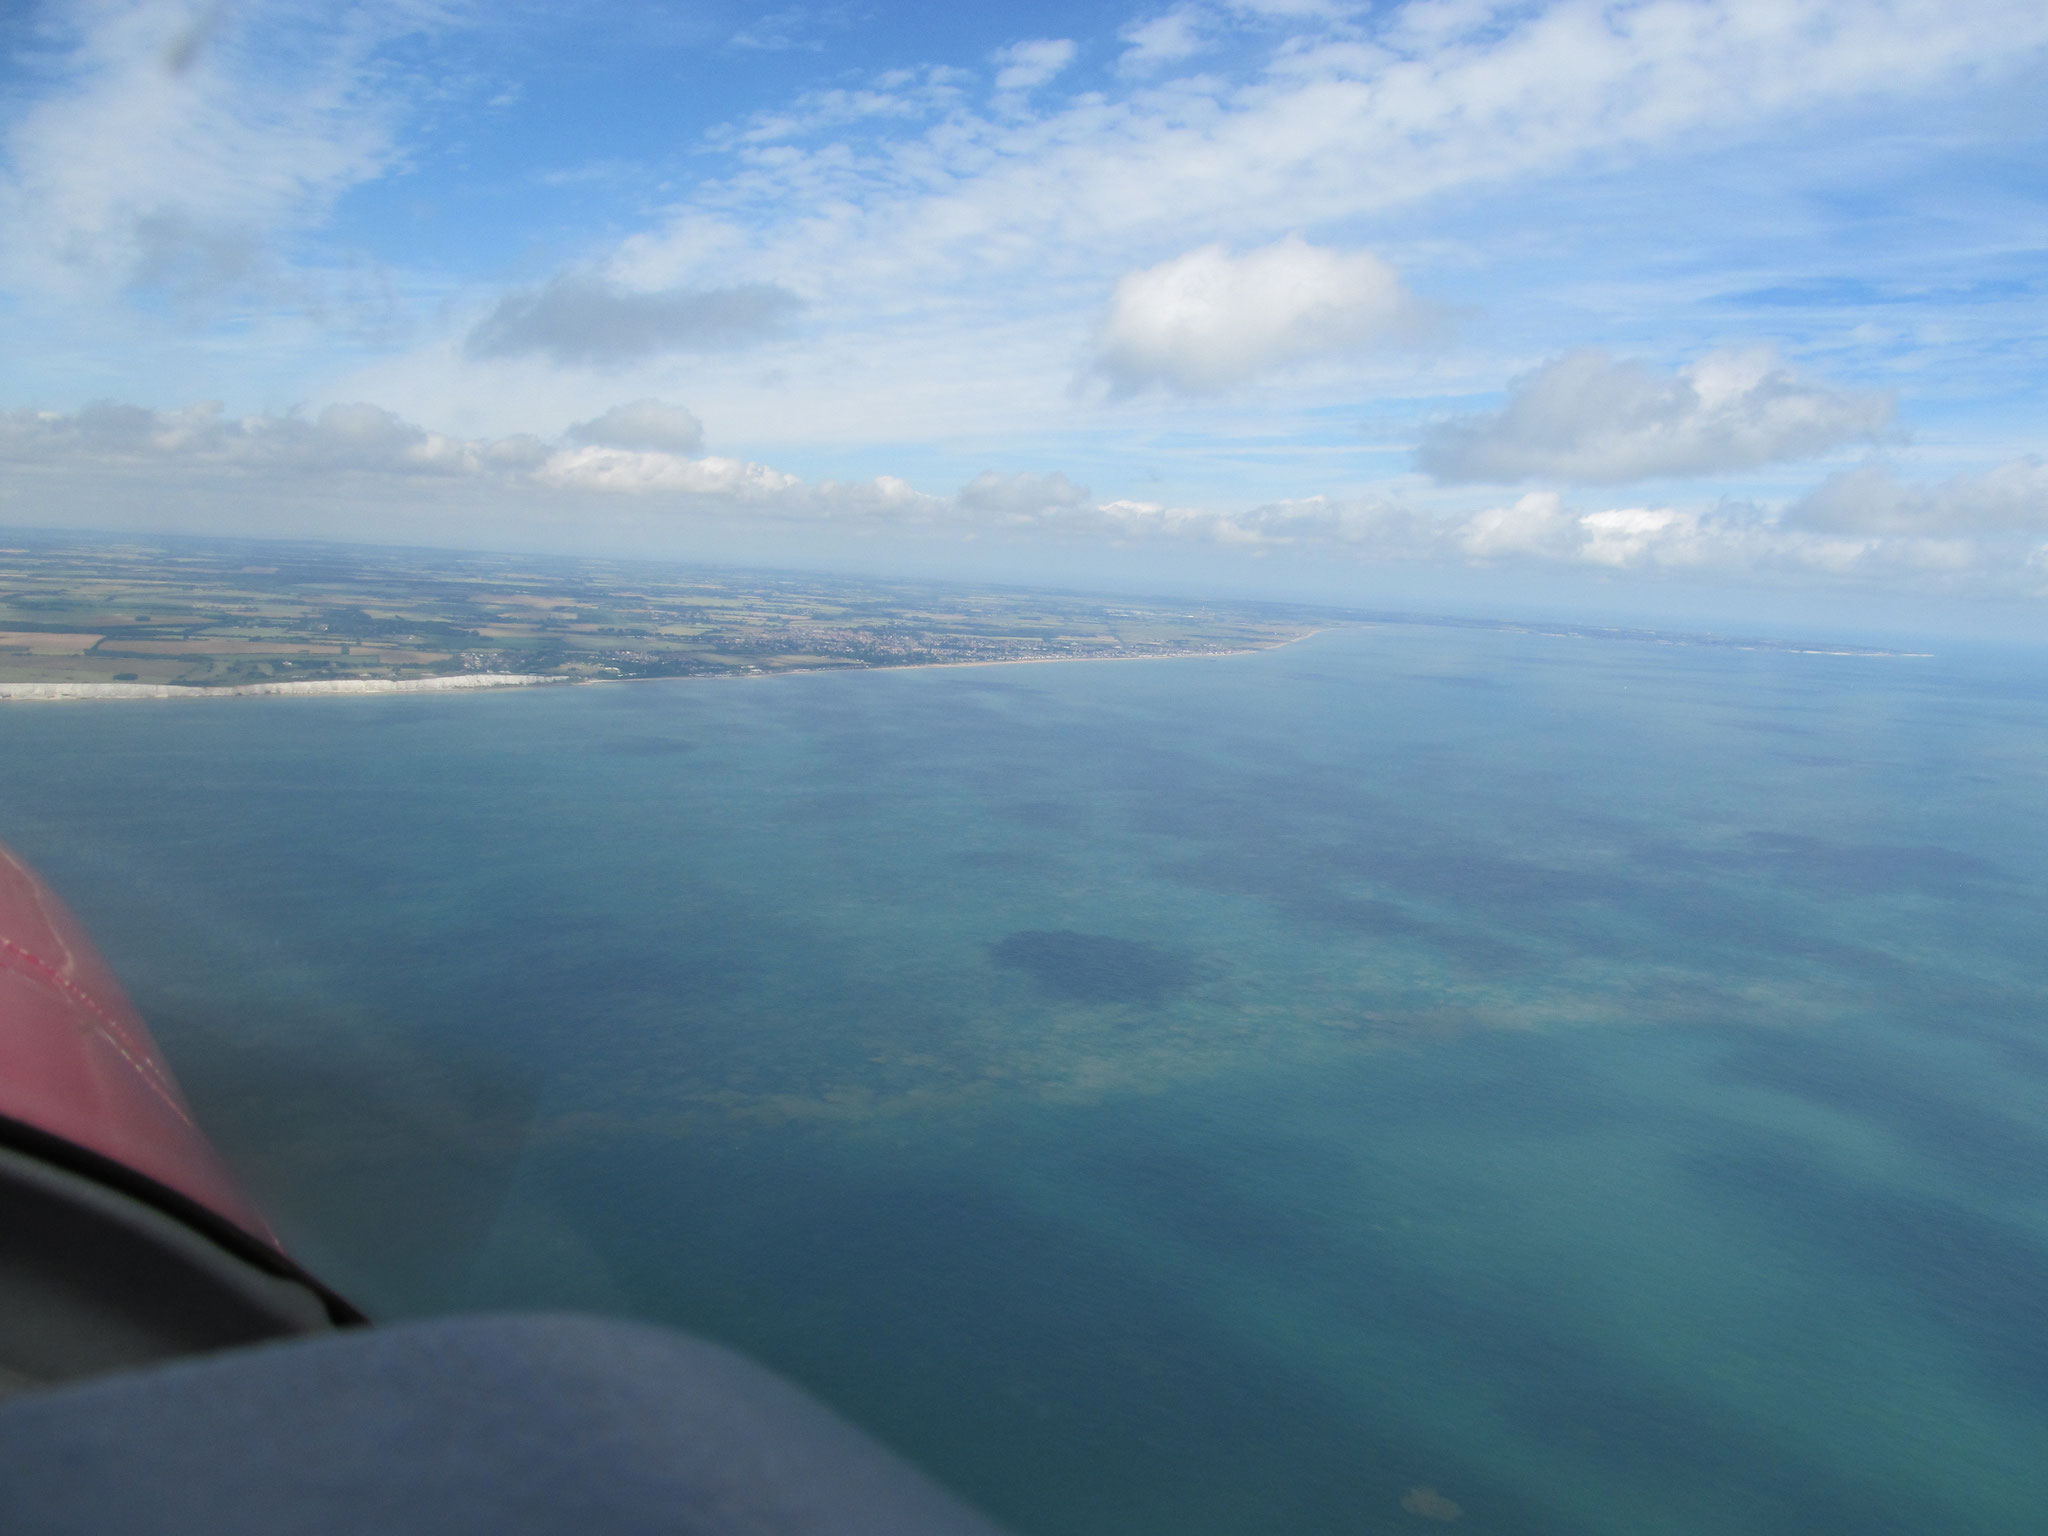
<box><xmin>0</xmin><ymin>673</ymin><xmax>570</xmax><ymax>701</ymax></box>
<box><xmin>0</xmin><ymin>622</ymin><xmax>1925</xmax><ymax>700</ymax></box>
<box><xmin>0</xmin><ymin>639</ymin><xmax>1320</xmax><ymax>701</ymax></box>
<box><xmin>752</xmin><ymin>638</ymin><xmax>1311</xmax><ymax>680</ymax></box>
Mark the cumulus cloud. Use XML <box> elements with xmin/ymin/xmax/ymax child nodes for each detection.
<box><xmin>1785</xmin><ymin>457</ymin><xmax>2048</xmax><ymax>536</ymax></box>
<box><xmin>1093</xmin><ymin>237</ymin><xmax>1426</xmax><ymax>395</ymax></box>
<box><xmin>533</xmin><ymin>448</ymin><xmax>802</xmax><ymax>499</ymax></box>
<box><xmin>465</xmin><ymin>276</ymin><xmax>802</xmax><ymax>367</ymax></box>
<box><xmin>1083</xmin><ymin>494</ymin><xmax>1421</xmax><ymax>548</ymax></box>
<box><xmin>956</xmin><ymin>470</ymin><xmax>1093</xmax><ymax>521</ymax></box>
<box><xmin>992</xmin><ymin>39</ymin><xmax>1078</xmax><ymax>93</ymax></box>
<box><xmin>1454</xmin><ymin>494</ymin><xmax>1712</xmax><ymax>566</ymax></box>
<box><xmin>1431</xmin><ymin>483</ymin><xmax>2048</xmax><ymax>589</ymax></box>
<box><xmin>0</xmin><ymin>399</ymin><xmax>501</xmax><ymax>476</ymax></box>
<box><xmin>567</xmin><ymin>400</ymin><xmax>705</xmax><ymax>454</ymax></box>
<box><xmin>529</xmin><ymin>450</ymin><xmax>958</xmax><ymax>526</ymax></box>
<box><xmin>0</xmin><ymin>397</ymin><xmax>939</xmax><ymax>525</ymax></box>
<box><xmin>1418</xmin><ymin>349</ymin><xmax>1895</xmax><ymax>485</ymax></box>
<box><xmin>8</xmin><ymin>398</ymin><xmax>2047</xmax><ymax>597</ymax></box>
<box><xmin>956</xmin><ymin>475</ymin><xmax>2048</xmax><ymax>595</ymax></box>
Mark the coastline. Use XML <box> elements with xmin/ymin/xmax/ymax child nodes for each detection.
<box><xmin>0</xmin><ymin>673</ymin><xmax>569</xmax><ymax>701</ymax></box>
<box><xmin>0</xmin><ymin>638</ymin><xmax>1324</xmax><ymax>701</ymax></box>
<box><xmin>756</xmin><ymin>636</ymin><xmax>1318</xmax><ymax>680</ymax></box>
<box><xmin>0</xmin><ymin>622</ymin><xmax>1921</xmax><ymax>700</ymax></box>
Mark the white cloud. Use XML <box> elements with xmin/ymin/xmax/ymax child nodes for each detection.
<box><xmin>1093</xmin><ymin>237</ymin><xmax>1426</xmax><ymax>395</ymax></box>
<box><xmin>1418</xmin><ymin>349</ymin><xmax>1896</xmax><ymax>485</ymax></box>
<box><xmin>1229</xmin><ymin>0</ymin><xmax>1354</xmax><ymax>17</ymax></box>
<box><xmin>0</xmin><ymin>397</ymin><xmax>943</xmax><ymax>525</ymax></box>
<box><xmin>6</xmin><ymin>0</ymin><xmax>2044</xmax><ymax>549</ymax></box>
<box><xmin>711</xmin><ymin>68</ymin><xmax>970</xmax><ymax>148</ymax></box>
<box><xmin>23</xmin><ymin>1</ymin><xmax>2031</xmax><ymax>486</ymax></box>
<box><xmin>1576</xmin><ymin>507</ymin><xmax>1695</xmax><ymax>567</ymax></box>
<box><xmin>532</xmin><ymin>448</ymin><xmax>803</xmax><ymax>499</ymax></box>
<box><xmin>956</xmin><ymin>470</ymin><xmax>1094</xmax><ymax>521</ymax></box>
<box><xmin>1785</xmin><ymin>457</ymin><xmax>2048</xmax><ymax>536</ymax></box>
<box><xmin>568</xmin><ymin>400</ymin><xmax>706</xmax><ymax>455</ymax></box>
<box><xmin>7</xmin><ymin>398</ymin><xmax>2047</xmax><ymax>597</ymax></box>
<box><xmin>466</xmin><ymin>276</ymin><xmax>803</xmax><ymax>367</ymax></box>
<box><xmin>1457</xmin><ymin>491</ymin><xmax>1579</xmax><ymax>561</ymax></box>
<box><xmin>1022</xmin><ymin>479</ymin><xmax>2048</xmax><ymax>597</ymax></box>
<box><xmin>992</xmin><ymin>39</ymin><xmax>1079</xmax><ymax>94</ymax></box>
<box><xmin>729</xmin><ymin>7</ymin><xmax>829</xmax><ymax>52</ymax></box>
<box><xmin>1117</xmin><ymin>9</ymin><xmax>1211</xmax><ymax>74</ymax></box>
<box><xmin>0</xmin><ymin>0</ymin><xmax>416</xmax><ymax>302</ymax></box>
<box><xmin>1435</xmin><ymin>486</ymin><xmax>2047</xmax><ymax>588</ymax></box>
<box><xmin>653</xmin><ymin>0</ymin><xmax>2048</xmax><ymax>313</ymax></box>
<box><xmin>0</xmin><ymin>400</ymin><xmax>505</xmax><ymax>476</ymax></box>
<box><xmin>1448</xmin><ymin>493</ymin><xmax>1726</xmax><ymax>571</ymax></box>
<box><xmin>1068</xmin><ymin>494</ymin><xmax>1422</xmax><ymax>549</ymax></box>
<box><xmin>452</xmin><ymin>0</ymin><xmax>2044</xmax><ymax>486</ymax></box>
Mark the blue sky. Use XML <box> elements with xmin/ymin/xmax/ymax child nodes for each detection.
<box><xmin>2</xmin><ymin>0</ymin><xmax>2045</xmax><ymax>628</ymax></box>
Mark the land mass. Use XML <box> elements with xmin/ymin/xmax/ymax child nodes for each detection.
<box><xmin>0</xmin><ymin>532</ymin><xmax>1323</xmax><ymax>689</ymax></box>
<box><xmin>0</xmin><ymin>528</ymin><xmax>1923</xmax><ymax>695</ymax></box>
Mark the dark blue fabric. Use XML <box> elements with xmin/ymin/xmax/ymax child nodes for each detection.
<box><xmin>0</xmin><ymin>1313</ymin><xmax>1007</xmax><ymax>1535</ymax></box>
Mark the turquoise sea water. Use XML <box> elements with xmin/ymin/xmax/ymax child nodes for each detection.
<box><xmin>2</xmin><ymin>623</ymin><xmax>2046</xmax><ymax>1534</ymax></box>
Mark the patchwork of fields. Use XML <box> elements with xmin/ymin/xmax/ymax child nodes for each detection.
<box><xmin>0</xmin><ymin>533</ymin><xmax>1320</xmax><ymax>687</ymax></box>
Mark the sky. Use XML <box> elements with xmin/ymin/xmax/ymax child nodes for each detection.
<box><xmin>1</xmin><ymin>0</ymin><xmax>2045</xmax><ymax>632</ymax></box>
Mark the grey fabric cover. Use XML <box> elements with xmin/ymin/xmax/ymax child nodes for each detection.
<box><xmin>0</xmin><ymin>1313</ymin><xmax>1007</xmax><ymax>1536</ymax></box>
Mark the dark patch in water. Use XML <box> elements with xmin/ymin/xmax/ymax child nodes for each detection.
<box><xmin>990</xmin><ymin>930</ymin><xmax>1188</xmax><ymax>1004</ymax></box>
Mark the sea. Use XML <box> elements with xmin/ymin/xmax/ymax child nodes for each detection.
<box><xmin>1</xmin><ymin>620</ymin><xmax>2044</xmax><ymax>1535</ymax></box>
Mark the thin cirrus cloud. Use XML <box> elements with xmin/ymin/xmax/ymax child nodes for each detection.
<box><xmin>1417</xmin><ymin>350</ymin><xmax>1897</xmax><ymax>486</ymax></box>
<box><xmin>0</xmin><ymin>0</ymin><xmax>409</xmax><ymax>303</ymax></box>
<box><xmin>991</xmin><ymin>39</ymin><xmax>1079</xmax><ymax>93</ymax></box>
<box><xmin>682</xmin><ymin>1</ymin><xmax>2048</xmax><ymax>320</ymax></box>
<box><xmin>1116</xmin><ymin>9</ymin><xmax>1210</xmax><ymax>74</ymax></box>
<box><xmin>464</xmin><ymin>276</ymin><xmax>804</xmax><ymax>368</ymax></box>
<box><xmin>1092</xmin><ymin>237</ymin><xmax>1428</xmax><ymax>396</ymax></box>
